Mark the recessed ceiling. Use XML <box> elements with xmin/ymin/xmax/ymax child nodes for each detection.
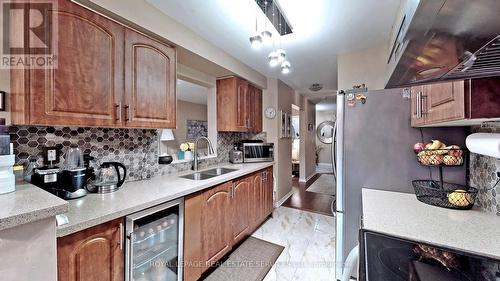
<box><xmin>177</xmin><ymin>79</ymin><xmax>208</xmax><ymax>105</ymax></box>
<box><xmin>147</xmin><ymin>0</ymin><xmax>401</xmax><ymax>93</ymax></box>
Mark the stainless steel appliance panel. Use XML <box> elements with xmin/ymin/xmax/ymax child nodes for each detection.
<box><xmin>125</xmin><ymin>199</ymin><xmax>184</xmax><ymax>281</ymax></box>
<box><xmin>335</xmin><ymin>89</ymin><xmax>467</xmax><ymax>280</ymax></box>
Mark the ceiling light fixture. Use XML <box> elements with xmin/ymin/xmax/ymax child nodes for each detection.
<box><xmin>249</xmin><ymin>12</ymin><xmax>262</xmax><ymax>49</ymax></box>
<box><xmin>276</xmin><ymin>48</ymin><xmax>286</xmax><ymax>63</ymax></box>
<box><xmin>281</xmin><ymin>60</ymin><xmax>291</xmax><ymax>74</ymax></box>
<box><xmin>261</xmin><ymin>30</ymin><xmax>272</xmax><ymax>44</ymax></box>
<box><xmin>260</xmin><ymin>1</ymin><xmax>272</xmax><ymax>45</ymax></box>
<box><xmin>268</xmin><ymin>51</ymin><xmax>280</xmax><ymax>67</ymax></box>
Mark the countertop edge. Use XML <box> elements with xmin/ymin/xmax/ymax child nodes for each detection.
<box><xmin>56</xmin><ymin>162</ymin><xmax>274</xmax><ymax>237</ymax></box>
<box><xmin>0</xmin><ymin>200</ymin><xmax>69</xmax><ymax>232</ymax></box>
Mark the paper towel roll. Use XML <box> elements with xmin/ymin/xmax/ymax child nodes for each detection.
<box><xmin>466</xmin><ymin>133</ymin><xmax>500</xmax><ymax>158</ymax></box>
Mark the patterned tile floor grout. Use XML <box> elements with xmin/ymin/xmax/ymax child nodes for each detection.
<box><xmin>251</xmin><ymin>206</ymin><xmax>336</xmax><ymax>281</ymax></box>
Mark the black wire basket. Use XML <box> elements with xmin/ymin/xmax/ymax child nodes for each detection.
<box><xmin>415</xmin><ymin>148</ymin><xmax>465</xmax><ymax>166</ymax></box>
<box><xmin>412</xmin><ymin>180</ymin><xmax>478</xmax><ymax>210</ymax></box>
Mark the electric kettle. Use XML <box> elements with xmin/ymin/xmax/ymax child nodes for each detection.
<box><xmin>87</xmin><ymin>162</ymin><xmax>127</xmax><ymax>194</ymax></box>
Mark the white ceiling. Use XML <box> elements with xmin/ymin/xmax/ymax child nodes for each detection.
<box><xmin>177</xmin><ymin>79</ymin><xmax>208</xmax><ymax>105</ymax></box>
<box><xmin>147</xmin><ymin>0</ymin><xmax>401</xmax><ymax>93</ymax></box>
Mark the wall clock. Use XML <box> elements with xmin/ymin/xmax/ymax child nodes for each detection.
<box><xmin>265</xmin><ymin>106</ymin><xmax>276</xmax><ymax>119</ymax></box>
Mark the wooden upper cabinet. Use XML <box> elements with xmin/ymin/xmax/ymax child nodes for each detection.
<box><xmin>200</xmin><ymin>181</ymin><xmax>233</xmax><ymax>267</ymax></box>
<box><xmin>11</xmin><ymin>0</ymin><xmax>124</xmax><ymax>126</ymax></box>
<box><xmin>410</xmin><ymin>78</ymin><xmax>500</xmax><ymax>127</ymax></box>
<box><xmin>10</xmin><ymin>0</ymin><xmax>176</xmax><ymax>128</ymax></box>
<box><xmin>124</xmin><ymin>30</ymin><xmax>176</xmax><ymax>128</ymax></box>
<box><xmin>425</xmin><ymin>81</ymin><xmax>465</xmax><ymax>124</ymax></box>
<box><xmin>249</xmin><ymin>85</ymin><xmax>263</xmax><ymax>133</ymax></box>
<box><xmin>232</xmin><ymin>177</ymin><xmax>251</xmax><ymax>244</ymax></box>
<box><xmin>57</xmin><ymin>218</ymin><xmax>123</xmax><ymax>281</ymax></box>
<box><xmin>217</xmin><ymin>77</ymin><xmax>262</xmax><ymax>132</ymax></box>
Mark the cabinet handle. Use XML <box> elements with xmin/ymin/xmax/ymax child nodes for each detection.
<box><xmin>124</xmin><ymin>104</ymin><xmax>131</xmax><ymax>121</ymax></box>
<box><xmin>230</xmin><ymin>183</ymin><xmax>235</xmax><ymax>199</ymax></box>
<box><xmin>115</xmin><ymin>103</ymin><xmax>122</xmax><ymax>122</ymax></box>
<box><xmin>119</xmin><ymin>222</ymin><xmax>123</xmax><ymax>250</ymax></box>
<box><xmin>416</xmin><ymin>91</ymin><xmax>422</xmax><ymax>119</ymax></box>
<box><xmin>421</xmin><ymin>94</ymin><xmax>427</xmax><ymax>116</ymax></box>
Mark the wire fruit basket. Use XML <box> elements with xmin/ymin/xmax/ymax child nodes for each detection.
<box><xmin>415</xmin><ymin>148</ymin><xmax>464</xmax><ymax>166</ymax></box>
<box><xmin>412</xmin><ymin>180</ymin><xmax>478</xmax><ymax>210</ymax></box>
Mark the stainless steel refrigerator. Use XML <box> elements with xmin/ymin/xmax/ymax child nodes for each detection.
<box><xmin>333</xmin><ymin>89</ymin><xmax>467</xmax><ymax>280</ymax></box>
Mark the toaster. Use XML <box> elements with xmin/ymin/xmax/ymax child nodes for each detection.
<box><xmin>229</xmin><ymin>146</ymin><xmax>243</xmax><ymax>164</ymax></box>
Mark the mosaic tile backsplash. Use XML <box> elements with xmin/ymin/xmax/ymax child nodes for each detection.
<box><xmin>469</xmin><ymin>126</ymin><xmax>500</xmax><ymax>216</ymax></box>
<box><xmin>9</xmin><ymin>126</ymin><xmax>266</xmax><ymax>182</ymax></box>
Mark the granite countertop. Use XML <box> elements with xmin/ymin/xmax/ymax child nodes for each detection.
<box><xmin>57</xmin><ymin>162</ymin><xmax>274</xmax><ymax>237</ymax></box>
<box><xmin>0</xmin><ymin>183</ymin><xmax>68</xmax><ymax>231</ymax></box>
<box><xmin>362</xmin><ymin>188</ymin><xmax>500</xmax><ymax>260</ymax></box>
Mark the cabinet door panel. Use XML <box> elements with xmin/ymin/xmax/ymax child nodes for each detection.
<box><xmin>57</xmin><ymin>218</ymin><xmax>123</xmax><ymax>281</ymax></box>
<box><xmin>236</xmin><ymin>79</ymin><xmax>249</xmax><ymax>131</ymax></box>
<box><xmin>250</xmin><ymin>86</ymin><xmax>263</xmax><ymax>133</ymax></box>
<box><xmin>201</xmin><ymin>182</ymin><xmax>232</xmax><ymax>267</ymax></box>
<box><xmin>264</xmin><ymin>168</ymin><xmax>274</xmax><ymax>216</ymax></box>
<box><xmin>425</xmin><ymin>81</ymin><xmax>465</xmax><ymax>124</ymax></box>
<box><xmin>251</xmin><ymin>173</ymin><xmax>263</xmax><ymax>227</ymax></box>
<box><xmin>232</xmin><ymin>178</ymin><xmax>251</xmax><ymax>244</ymax></box>
<box><xmin>27</xmin><ymin>1</ymin><xmax>124</xmax><ymax>126</ymax></box>
<box><xmin>125</xmin><ymin>30</ymin><xmax>176</xmax><ymax>128</ymax></box>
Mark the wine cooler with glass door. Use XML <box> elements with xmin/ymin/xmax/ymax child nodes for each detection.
<box><xmin>125</xmin><ymin>198</ymin><xmax>184</xmax><ymax>281</ymax></box>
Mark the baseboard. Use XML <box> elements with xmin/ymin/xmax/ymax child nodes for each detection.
<box><xmin>275</xmin><ymin>190</ymin><xmax>294</xmax><ymax>207</ymax></box>
<box><xmin>299</xmin><ymin>172</ymin><xmax>317</xmax><ymax>183</ymax></box>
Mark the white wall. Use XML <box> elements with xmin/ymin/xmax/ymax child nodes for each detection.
<box><xmin>299</xmin><ymin>97</ymin><xmax>316</xmax><ymax>182</ymax></box>
<box><xmin>337</xmin><ymin>45</ymin><xmax>388</xmax><ymax>91</ymax></box>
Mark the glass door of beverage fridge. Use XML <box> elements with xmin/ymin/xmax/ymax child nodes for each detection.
<box><xmin>125</xmin><ymin>198</ymin><xmax>184</xmax><ymax>281</ymax></box>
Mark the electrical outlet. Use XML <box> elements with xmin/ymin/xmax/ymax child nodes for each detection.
<box><xmin>43</xmin><ymin>146</ymin><xmax>60</xmax><ymax>166</ymax></box>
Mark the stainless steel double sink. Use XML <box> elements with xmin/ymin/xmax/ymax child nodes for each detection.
<box><xmin>180</xmin><ymin>167</ymin><xmax>238</xmax><ymax>180</ymax></box>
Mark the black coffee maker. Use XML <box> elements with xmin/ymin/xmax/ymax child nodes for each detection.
<box><xmin>58</xmin><ymin>145</ymin><xmax>87</xmax><ymax>199</ymax></box>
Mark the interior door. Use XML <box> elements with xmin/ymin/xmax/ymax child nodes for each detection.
<box><xmin>201</xmin><ymin>182</ymin><xmax>232</xmax><ymax>267</ymax></box>
<box><xmin>124</xmin><ymin>29</ymin><xmax>176</xmax><ymax>128</ymax></box>
<box><xmin>425</xmin><ymin>81</ymin><xmax>465</xmax><ymax>124</ymax></box>
<box><xmin>27</xmin><ymin>0</ymin><xmax>124</xmax><ymax>127</ymax></box>
<box><xmin>232</xmin><ymin>177</ymin><xmax>251</xmax><ymax>244</ymax></box>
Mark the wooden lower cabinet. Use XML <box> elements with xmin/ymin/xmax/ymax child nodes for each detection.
<box><xmin>184</xmin><ymin>167</ymin><xmax>274</xmax><ymax>281</ymax></box>
<box><xmin>232</xmin><ymin>178</ymin><xmax>251</xmax><ymax>244</ymax></box>
<box><xmin>57</xmin><ymin>218</ymin><xmax>124</xmax><ymax>281</ymax></box>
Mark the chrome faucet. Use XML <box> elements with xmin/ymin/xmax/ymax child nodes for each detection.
<box><xmin>193</xmin><ymin>136</ymin><xmax>215</xmax><ymax>171</ymax></box>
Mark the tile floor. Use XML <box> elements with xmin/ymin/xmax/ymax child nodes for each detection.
<box><xmin>251</xmin><ymin>206</ymin><xmax>336</xmax><ymax>281</ymax></box>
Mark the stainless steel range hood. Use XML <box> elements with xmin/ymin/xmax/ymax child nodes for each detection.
<box><xmin>385</xmin><ymin>0</ymin><xmax>500</xmax><ymax>88</ymax></box>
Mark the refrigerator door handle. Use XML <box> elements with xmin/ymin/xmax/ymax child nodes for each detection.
<box><xmin>332</xmin><ymin>122</ymin><xmax>337</xmax><ymax>180</ymax></box>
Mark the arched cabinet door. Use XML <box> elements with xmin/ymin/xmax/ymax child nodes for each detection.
<box><xmin>57</xmin><ymin>218</ymin><xmax>123</xmax><ymax>281</ymax></box>
<box><xmin>232</xmin><ymin>178</ymin><xmax>251</xmax><ymax>244</ymax></box>
<box><xmin>124</xmin><ymin>29</ymin><xmax>176</xmax><ymax>128</ymax></box>
<box><xmin>24</xmin><ymin>0</ymin><xmax>124</xmax><ymax>127</ymax></box>
<box><xmin>201</xmin><ymin>182</ymin><xmax>232</xmax><ymax>267</ymax></box>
